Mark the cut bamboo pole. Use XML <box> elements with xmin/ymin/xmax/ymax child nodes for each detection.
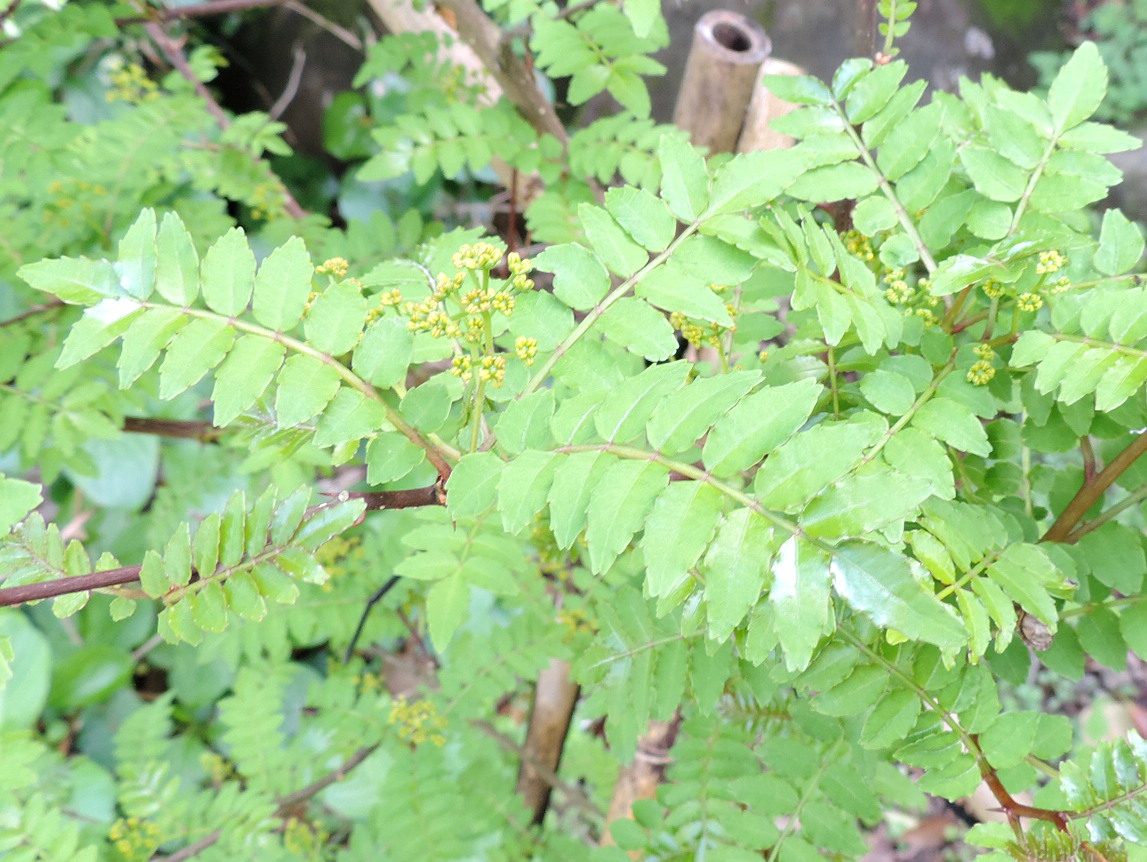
<box><xmin>672</xmin><ymin>10</ymin><xmax>771</xmax><ymax>154</ymax></box>
<box><xmin>736</xmin><ymin>57</ymin><xmax>806</xmax><ymax>153</ymax></box>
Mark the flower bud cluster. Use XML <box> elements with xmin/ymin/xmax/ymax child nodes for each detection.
<box><xmin>670</xmin><ymin>286</ymin><xmax>737</xmax><ymax>349</ymax></box>
<box><xmin>967</xmin><ymin>343</ymin><xmax>997</xmax><ymax>386</ymax></box>
<box><xmin>388</xmin><ymin>695</ymin><xmax>447</xmax><ymax>747</ymax></box>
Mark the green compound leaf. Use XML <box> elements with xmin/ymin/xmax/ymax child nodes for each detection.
<box><xmin>596</xmin><ymin>296</ymin><xmax>678</xmax><ymax>360</ymax></box>
<box><xmin>701</xmin><ymin>378</ymin><xmax>821</xmax><ymax>477</ymax></box>
<box><xmin>579</xmin><ymin>202</ymin><xmax>649</xmax><ymax>278</ymax></box>
<box><xmin>641</xmin><ymin>481</ymin><xmax>724</xmax><ymax>599</ymax></box>
<box><xmin>114</xmin><ymin>207</ymin><xmax>156</xmax><ymax>300</ymax></box>
<box><xmin>659</xmin><ymin>134</ymin><xmax>709</xmax><ymax>221</ymax></box>
<box><xmin>212</xmin><ymin>337</ymin><xmax>286</xmax><ymax>426</ymax></box>
<box><xmin>200</xmin><ymin>227</ymin><xmax>255</xmax><ymax>316</ymax></box>
<box><xmin>831</xmin><ymin>541</ymin><xmax>966</xmax><ymax>652</ymax></box>
<box><xmin>605</xmin><ymin>185</ymin><xmax>676</xmax><ymax>251</ymax></box>
<box><xmin>252</xmin><ymin>236</ymin><xmax>313</xmax><ymax>331</ymax></box>
<box><xmin>155</xmin><ymin>211</ymin><xmax>200</xmax><ymax>306</ymax></box>
<box><xmin>0</xmin><ymin>477</ymin><xmax>41</xmax><ymax>534</ymax></box>
<box><xmin>533</xmin><ymin>242</ymin><xmax>610</xmax><ymax>311</ymax></box>
<box><xmin>771</xmin><ymin>537</ymin><xmax>833</xmax><ymax>672</ymax></box>
<box><xmin>274</xmin><ymin>354</ymin><xmax>342</xmax><ymax>427</ymax></box>
<box><xmin>1095</xmin><ymin>208</ymin><xmax>1145</xmax><ymax>276</ymax></box>
<box><xmin>445</xmin><ymin>451</ymin><xmax>502</xmax><ymax>519</ymax></box>
<box><xmin>1048</xmin><ymin>40</ymin><xmax>1108</xmax><ymax>133</ymax></box>
<box><xmin>584</xmin><ymin>458</ymin><xmax>667</xmax><ymax>574</ymax></box>
<box><xmin>703</xmin><ymin>509</ymin><xmax>782</xmax><ymax>641</ymax></box>
<box><xmin>303</xmin><ymin>281</ymin><xmax>368</xmax><ymax>356</ymax></box>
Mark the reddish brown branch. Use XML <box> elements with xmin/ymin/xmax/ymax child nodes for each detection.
<box><xmin>0</xmin><ymin>564</ymin><xmax>143</xmax><ymax>606</ymax></box>
<box><xmin>153</xmin><ymin>829</ymin><xmax>221</xmax><ymax>862</ymax></box>
<box><xmin>980</xmin><ymin>764</ymin><xmax>1070</xmax><ymax>831</ymax></box>
<box><xmin>123</xmin><ymin>416</ymin><xmax>222</xmax><ymax>442</ymax></box>
<box><xmin>275</xmin><ymin>744</ymin><xmax>379</xmax><ymax>813</ymax></box>
<box><xmin>1042</xmin><ymin>431</ymin><xmax>1147</xmax><ymax>543</ymax></box>
<box><xmin>0</xmin><ymin>487</ymin><xmax>441</xmax><ymax>608</ymax></box>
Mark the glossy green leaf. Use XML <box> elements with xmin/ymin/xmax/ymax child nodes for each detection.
<box><xmin>831</xmin><ymin>541</ymin><xmax>966</xmax><ymax>651</ymax></box>
<box><xmin>497</xmin><ymin>450</ymin><xmax>557</xmax><ymax>534</ymax></box>
<box><xmin>753</xmin><ymin>417</ymin><xmax>883</xmax><ymax>511</ymax></box>
<box><xmin>445</xmin><ymin>451</ymin><xmax>502</xmax><ymax>518</ymax></box>
<box><xmin>702</xmin><ymin>509</ymin><xmax>780</xmax><ymax>642</ymax></box>
<box><xmin>548</xmin><ymin>450</ymin><xmax>612</xmax><ymax>549</ymax></box>
<box><xmin>0</xmin><ymin>477</ymin><xmax>42</xmax><ymax>534</ymax></box>
<box><xmin>20</xmin><ymin>256</ymin><xmax>125</xmax><ymax>305</ymax></box>
<box><xmin>646</xmin><ymin>370</ymin><xmax>761</xmax><ymax>454</ymax></box>
<box><xmin>313</xmin><ymin>389</ymin><xmax>386</xmax><ymax>447</ymax></box>
<box><xmin>771</xmin><ymin>537</ymin><xmax>832</xmax><ymax>672</ymax></box>
<box><xmin>910</xmin><ymin>397</ymin><xmax>991</xmax><ymax>456</ymax></box>
<box><xmin>115</xmin><ymin>207</ymin><xmax>156</xmax><ymax>300</ymax></box>
<box><xmin>158</xmin><ymin>317</ymin><xmax>235</xmax><ymax>399</ymax></box>
<box><xmin>605</xmin><ymin>185</ymin><xmax>676</xmax><ymax>251</ymax></box>
<box><xmin>1095</xmin><ymin>208</ymin><xmax>1144</xmax><ymax>276</ymax></box>
<box><xmin>366</xmin><ymin>433</ymin><xmax>426</xmax><ymax>484</ymax></box>
<box><xmin>426</xmin><ymin>573</ymin><xmax>469</xmax><ymax>651</ymax></box>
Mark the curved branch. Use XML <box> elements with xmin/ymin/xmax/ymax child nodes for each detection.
<box><xmin>0</xmin><ymin>487</ymin><xmax>442</xmax><ymax>608</ymax></box>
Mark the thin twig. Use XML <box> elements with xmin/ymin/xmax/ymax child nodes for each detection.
<box><xmin>119</xmin><ymin>0</ymin><xmax>285</xmax><ymax>26</ymax></box>
<box><xmin>275</xmin><ymin>745</ymin><xmax>379</xmax><ymax>812</ymax></box>
<box><xmin>284</xmin><ymin>0</ymin><xmax>363</xmax><ymax>52</ymax></box>
<box><xmin>1</xmin><ymin>299</ymin><xmax>65</xmax><ymax>327</ymax></box>
<box><xmin>269</xmin><ymin>44</ymin><xmax>306</xmax><ymax>120</ymax></box>
<box><xmin>152</xmin><ymin>829</ymin><xmax>221</xmax><ymax>862</ymax></box>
